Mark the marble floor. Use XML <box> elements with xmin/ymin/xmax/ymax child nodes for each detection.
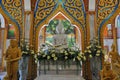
<box><xmin>35</xmin><ymin>74</ymin><xmax>85</xmax><ymax>80</ymax></box>
<box><xmin>35</xmin><ymin>63</ymin><xmax>85</xmax><ymax>80</ymax></box>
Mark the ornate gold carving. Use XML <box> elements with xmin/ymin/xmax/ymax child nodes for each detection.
<box><xmin>99</xmin><ymin>4</ymin><xmax>120</xmax><ymax>47</ymax></box>
<box><xmin>4</xmin><ymin>40</ymin><xmax>21</xmax><ymax>80</ymax></box>
<box><xmin>100</xmin><ymin>62</ymin><xmax>118</xmax><ymax>80</ymax></box>
<box><xmin>97</xmin><ymin>0</ymin><xmax>118</xmax><ymax>28</ymax></box>
<box><xmin>34</xmin><ymin>9</ymin><xmax>85</xmax><ymax>52</ymax></box>
<box><xmin>34</xmin><ymin>0</ymin><xmax>57</xmax><ymax>27</ymax></box>
<box><xmin>63</xmin><ymin>0</ymin><xmax>85</xmax><ymax>27</ymax></box>
<box><xmin>2</xmin><ymin>0</ymin><xmax>23</xmax><ymax>28</ymax></box>
<box><xmin>0</xmin><ymin>7</ymin><xmax>19</xmax><ymax>41</ymax></box>
<box><xmin>109</xmin><ymin>44</ymin><xmax>120</xmax><ymax>77</ymax></box>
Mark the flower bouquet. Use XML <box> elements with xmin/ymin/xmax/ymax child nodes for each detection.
<box><xmin>21</xmin><ymin>42</ymin><xmax>34</xmax><ymax>57</ymax></box>
<box><xmin>84</xmin><ymin>37</ymin><xmax>104</xmax><ymax>58</ymax></box>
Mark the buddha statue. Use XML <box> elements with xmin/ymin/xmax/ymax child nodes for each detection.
<box><xmin>109</xmin><ymin>43</ymin><xmax>120</xmax><ymax>77</ymax></box>
<box><xmin>100</xmin><ymin>62</ymin><xmax>118</xmax><ymax>80</ymax></box>
<box><xmin>4</xmin><ymin>40</ymin><xmax>21</xmax><ymax>80</ymax></box>
<box><xmin>53</xmin><ymin>20</ymin><xmax>67</xmax><ymax>49</ymax></box>
<box><xmin>109</xmin><ymin>43</ymin><xmax>120</xmax><ymax>62</ymax></box>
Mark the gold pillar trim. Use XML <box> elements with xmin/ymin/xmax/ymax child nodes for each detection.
<box><xmin>99</xmin><ymin>4</ymin><xmax>120</xmax><ymax>47</ymax></box>
<box><xmin>35</xmin><ymin>6</ymin><xmax>85</xmax><ymax>52</ymax></box>
<box><xmin>28</xmin><ymin>11</ymin><xmax>34</xmax><ymax>47</ymax></box>
<box><xmin>86</xmin><ymin>11</ymin><xmax>90</xmax><ymax>45</ymax></box>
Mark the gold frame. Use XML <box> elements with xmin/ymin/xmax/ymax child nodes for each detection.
<box><xmin>35</xmin><ymin>6</ymin><xmax>85</xmax><ymax>52</ymax></box>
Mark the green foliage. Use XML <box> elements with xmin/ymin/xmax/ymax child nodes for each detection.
<box><xmin>46</xmin><ymin>19</ymin><xmax>59</xmax><ymax>34</ymax></box>
<box><xmin>62</xmin><ymin>20</ymin><xmax>74</xmax><ymax>34</ymax></box>
<box><xmin>67</xmin><ymin>37</ymin><xmax>75</xmax><ymax>47</ymax></box>
<box><xmin>46</xmin><ymin>19</ymin><xmax>74</xmax><ymax>34</ymax></box>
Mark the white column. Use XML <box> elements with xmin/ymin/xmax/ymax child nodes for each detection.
<box><xmin>89</xmin><ymin>0</ymin><xmax>95</xmax><ymax>11</ymax></box>
<box><xmin>89</xmin><ymin>15</ymin><xmax>95</xmax><ymax>39</ymax></box>
<box><xmin>25</xmin><ymin>14</ymin><xmax>31</xmax><ymax>42</ymax></box>
<box><xmin>24</xmin><ymin>0</ymin><xmax>31</xmax><ymax>11</ymax></box>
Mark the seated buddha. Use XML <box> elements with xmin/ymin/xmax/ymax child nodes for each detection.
<box><xmin>53</xmin><ymin>20</ymin><xmax>67</xmax><ymax>49</ymax></box>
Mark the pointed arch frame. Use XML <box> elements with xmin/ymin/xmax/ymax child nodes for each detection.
<box><xmin>35</xmin><ymin>7</ymin><xmax>85</xmax><ymax>52</ymax></box>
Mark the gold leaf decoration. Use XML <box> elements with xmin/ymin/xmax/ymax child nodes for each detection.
<box><xmin>34</xmin><ymin>0</ymin><xmax>57</xmax><ymax>28</ymax></box>
<box><xmin>97</xmin><ymin>0</ymin><xmax>118</xmax><ymax>28</ymax></box>
<box><xmin>2</xmin><ymin>0</ymin><xmax>23</xmax><ymax>27</ymax></box>
<box><xmin>63</xmin><ymin>0</ymin><xmax>86</xmax><ymax>27</ymax></box>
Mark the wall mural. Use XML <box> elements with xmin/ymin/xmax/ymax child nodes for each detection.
<box><xmin>7</xmin><ymin>24</ymin><xmax>16</xmax><ymax>39</ymax></box>
<box><xmin>103</xmin><ymin>24</ymin><xmax>113</xmax><ymax>53</ymax></box>
<box><xmin>39</xmin><ymin>13</ymin><xmax>80</xmax><ymax>48</ymax></box>
<box><xmin>46</xmin><ymin>20</ymin><xmax>75</xmax><ymax>48</ymax></box>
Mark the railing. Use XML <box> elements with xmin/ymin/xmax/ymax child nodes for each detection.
<box><xmin>38</xmin><ymin>60</ymin><xmax>82</xmax><ymax>75</ymax></box>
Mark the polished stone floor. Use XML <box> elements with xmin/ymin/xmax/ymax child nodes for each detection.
<box><xmin>35</xmin><ymin>75</ymin><xmax>85</xmax><ymax>80</ymax></box>
<box><xmin>35</xmin><ymin>66</ymin><xmax>85</xmax><ymax>80</ymax></box>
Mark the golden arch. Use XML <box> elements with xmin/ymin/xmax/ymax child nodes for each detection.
<box><xmin>99</xmin><ymin>4</ymin><xmax>120</xmax><ymax>47</ymax></box>
<box><xmin>0</xmin><ymin>7</ymin><xmax>20</xmax><ymax>42</ymax></box>
<box><xmin>35</xmin><ymin>6</ymin><xmax>85</xmax><ymax>52</ymax></box>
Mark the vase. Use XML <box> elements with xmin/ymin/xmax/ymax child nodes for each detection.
<box><xmin>19</xmin><ymin>56</ymin><xmax>29</xmax><ymax>80</ymax></box>
<box><xmin>90</xmin><ymin>56</ymin><xmax>101</xmax><ymax>80</ymax></box>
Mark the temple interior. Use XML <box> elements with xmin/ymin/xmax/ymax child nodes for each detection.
<box><xmin>0</xmin><ymin>0</ymin><xmax>120</xmax><ymax>80</ymax></box>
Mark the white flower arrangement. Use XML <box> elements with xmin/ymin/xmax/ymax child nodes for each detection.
<box><xmin>21</xmin><ymin>41</ymin><xmax>35</xmax><ymax>56</ymax></box>
<box><xmin>35</xmin><ymin>46</ymin><xmax>86</xmax><ymax>63</ymax></box>
<box><xmin>84</xmin><ymin>37</ymin><xmax>104</xmax><ymax>58</ymax></box>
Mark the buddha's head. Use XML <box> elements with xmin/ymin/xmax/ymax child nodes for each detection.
<box><xmin>56</xmin><ymin>20</ymin><xmax>65</xmax><ymax>34</ymax></box>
